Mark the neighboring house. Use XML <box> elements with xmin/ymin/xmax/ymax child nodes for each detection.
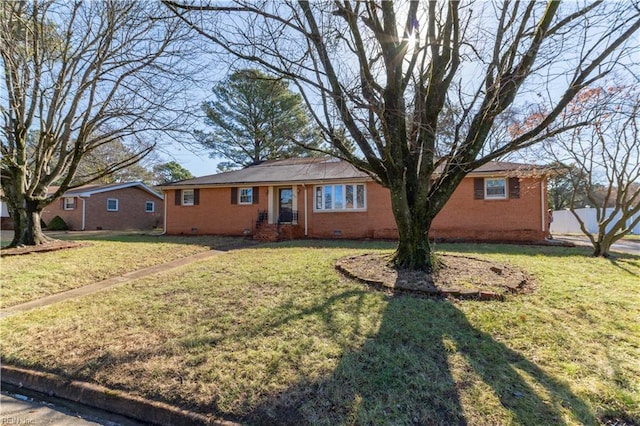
<box><xmin>1</xmin><ymin>198</ymin><xmax>13</xmax><ymax>230</ymax></box>
<box><xmin>160</xmin><ymin>157</ymin><xmax>550</xmax><ymax>242</ymax></box>
<box><xmin>42</xmin><ymin>182</ymin><xmax>164</xmax><ymax>231</ymax></box>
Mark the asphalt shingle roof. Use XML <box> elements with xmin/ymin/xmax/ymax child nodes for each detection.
<box><xmin>163</xmin><ymin>157</ymin><xmax>370</xmax><ymax>187</ymax></box>
<box><xmin>162</xmin><ymin>157</ymin><xmax>547</xmax><ymax>188</ymax></box>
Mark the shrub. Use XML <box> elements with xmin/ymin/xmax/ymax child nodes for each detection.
<box><xmin>47</xmin><ymin>216</ymin><xmax>68</xmax><ymax>231</ymax></box>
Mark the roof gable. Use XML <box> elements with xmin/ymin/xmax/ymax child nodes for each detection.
<box><xmin>61</xmin><ymin>182</ymin><xmax>164</xmax><ymax>199</ymax></box>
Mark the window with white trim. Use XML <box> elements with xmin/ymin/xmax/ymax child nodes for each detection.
<box><xmin>64</xmin><ymin>197</ymin><xmax>75</xmax><ymax>210</ymax></box>
<box><xmin>315</xmin><ymin>184</ymin><xmax>366</xmax><ymax>211</ymax></box>
<box><xmin>485</xmin><ymin>178</ymin><xmax>507</xmax><ymax>199</ymax></box>
<box><xmin>182</xmin><ymin>189</ymin><xmax>194</xmax><ymax>206</ymax></box>
<box><xmin>107</xmin><ymin>198</ymin><xmax>119</xmax><ymax>211</ymax></box>
<box><xmin>239</xmin><ymin>187</ymin><xmax>253</xmax><ymax>204</ymax></box>
<box><xmin>145</xmin><ymin>201</ymin><xmax>155</xmax><ymax>213</ymax></box>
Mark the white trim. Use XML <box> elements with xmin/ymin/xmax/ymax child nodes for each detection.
<box><xmin>313</xmin><ymin>183</ymin><xmax>367</xmax><ymax>212</ymax></box>
<box><xmin>303</xmin><ymin>184</ymin><xmax>308</xmax><ymax>236</ymax></box>
<box><xmin>64</xmin><ymin>182</ymin><xmax>163</xmax><ymax>199</ymax></box>
<box><xmin>268</xmin><ymin>186</ymin><xmax>275</xmax><ymax>224</ymax></box>
<box><xmin>106</xmin><ymin>198</ymin><xmax>119</xmax><ymax>211</ymax></box>
<box><xmin>161</xmin><ymin>178</ymin><xmax>371</xmax><ymax>191</ymax></box>
<box><xmin>145</xmin><ymin>201</ymin><xmax>155</xmax><ymax>213</ymax></box>
<box><xmin>291</xmin><ymin>185</ymin><xmax>298</xmax><ymax>219</ymax></box>
<box><xmin>81</xmin><ymin>197</ymin><xmax>86</xmax><ymax>230</ymax></box>
<box><xmin>63</xmin><ymin>197</ymin><xmax>75</xmax><ymax>210</ymax></box>
<box><xmin>163</xmin><ymin>191</ymin><xmax>167</xmax><ymax>234</ymax></box>
<box><xmin>541</xmin><ymin>179</ymin><xmax>546</xmax><ymax>232</ymax></box>
<box><xmin>238</xmin><ymin>187</ymin><xmax>253</xmax><ymax>204</ymax></box>
<box><xmin>181</xmin><ymin>189</ymin><xmax>195</xmax><ymax>206</ymax></box>
<box><xmin>484</xmin><ymin>177</ymin><xmax>507</xmax><ymax>200</ymax></box>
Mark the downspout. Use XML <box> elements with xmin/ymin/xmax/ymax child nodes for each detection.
<box><xmin>541</xmin><ymin>178</ymin><xmax>546</xmax><ymax>234</ymax></box>
<box><xmin>303</xmin><ymin>184</ymin><xmax>308</xmax><ymax>237</ymax></box>
<box><xmin>161</xmin><ymin>190</ymin><xmax>167</xmax><ymax>235</ymax></box>
<box><xmin>81</xmin><ymin>197</ymin><xmax>86</xmax><ymax>231</ymax></box>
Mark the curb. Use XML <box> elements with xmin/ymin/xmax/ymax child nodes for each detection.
<box><xmin>1</xmin><ymin>365</ymin><xmax>239</xmax><ymax>426</ymax></box>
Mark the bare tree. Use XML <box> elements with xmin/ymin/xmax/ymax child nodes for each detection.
<box><xmin>545</xmin><ymin>84</ymin><xmax>640</xmax><ymax>257</ymax></box>
<box><xmin>164</xmin><ymin>1</ymin><xmax>640</xmax><ymax>270</ymax></box>
<box><xmin>0</xmin><ymin>0</ymin><xmax>196</xmax><ymax>247</ymax></box>
<box><xmin>72</xmin><ymin>139</ymin><xmax>157</xmax><ymax>185</ymax></box>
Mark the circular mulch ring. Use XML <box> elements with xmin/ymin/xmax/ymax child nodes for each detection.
<box><xmin>335</xmin><ymin>253</ymin><xmax>534</xmax><ymax>301</ymax></box>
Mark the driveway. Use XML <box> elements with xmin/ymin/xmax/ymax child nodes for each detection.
<box><xmin>554</xmin><ymin>234</ymin><xmax>640</xmax><ymax>256</ymax></box>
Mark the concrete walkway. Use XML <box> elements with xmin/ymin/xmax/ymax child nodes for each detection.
<box><xmin>0</xmin><ymin>249</ymin><xmax>225</xmax><ymax>318</ymax></box>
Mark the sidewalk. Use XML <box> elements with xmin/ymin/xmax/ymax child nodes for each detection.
<box><xmin>0</xmin><ymin>243</ymin><xmax>251</xmax><ymax>425</ymax></box>
<box><xmin>0</xmin><ymin>249</ymin><xmax>225</xmax><ymax>318</ymax></box>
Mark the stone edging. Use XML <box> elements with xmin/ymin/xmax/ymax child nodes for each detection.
<box><xmin>1</xmin><ymin>365</ymin><xmax>239</xmax><ymax>426</ymax></box>
<box><xmin>335</xmin><ymin>258</ymin><xmax>506</xmax><ymax>301</ymax></box>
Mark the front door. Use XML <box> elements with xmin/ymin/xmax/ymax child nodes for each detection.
<box><xmin>278</xmin><ymin>188</ymin><xmax>293</xmax><ymax>223</ymax></box>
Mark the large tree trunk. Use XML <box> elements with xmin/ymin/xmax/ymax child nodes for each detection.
<box><xmin>7</xmin><ymin>198</ymin><xmax>52</xmax><ymax>248</ymax></box>
<box><xmin>388</xmin><ymin>181</ymin><xmax>435</xmax><ymax>271</ymax></box>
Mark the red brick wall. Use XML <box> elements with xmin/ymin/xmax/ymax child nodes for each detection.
<box><xmin>304</xmin><ymin>183</ymin><xmax>396</xmax><ymax>239</ymax></box>
<box><xmin>430</xmin><ymin>176</ymin><xmax>547</xmax><ymax>241</ymax></box>
<box><xmin>42</xmin><ymin>197</ymin><xmax>84</xmax><ymax>230</ymax></box>
<box><xmin>165</xmin><ymin>187</ymin><xmax>268</xmax><ymax>235</ymax></box>
<box><xmin>42</xmin><ymin>187</ymin><xmax>163</xmax><ymax>231</ymax></box>
<box><xmin>164</xmin><ymin>176</ymin><xmax>547</xmax><ymax>242</ymax></box>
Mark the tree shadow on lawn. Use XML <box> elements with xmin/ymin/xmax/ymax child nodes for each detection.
<box><xmin>245</xmin><ymin>296</ymin><xmax>595</xmax><ymax>425</ymax></box>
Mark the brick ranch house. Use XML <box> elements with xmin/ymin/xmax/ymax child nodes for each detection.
<box><xmin>160</xmin><ymin>157</ymin><xmax>550</xmax><ymax>242</ymax></box>
<box><xmin>1</xmin><ymin>198</ymin><xmax>13</xmax><ymax>230</ymax></box>
<box><xmin>42</xmin><ymin>182</ymin><xmax>164</xmax><ymax>231</ymax></box>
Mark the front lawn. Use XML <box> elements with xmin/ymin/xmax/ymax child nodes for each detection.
<box><xmin>0</xmin><ymin>233</ymin><xmax>244</xmax><ymax>308</ymax></box>
<box><xmin>1</xmin><ymin>241</ymin><xmax>638</xmax><ymax>425</ymax></box>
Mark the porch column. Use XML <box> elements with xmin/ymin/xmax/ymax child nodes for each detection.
<box><xmin>268</xmin><ymin>186</ymin><xmax>275</xmax><ymax>224</ymax></box>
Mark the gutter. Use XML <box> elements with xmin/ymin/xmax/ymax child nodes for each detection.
<box><xmin>161</xmin><ymin>190</ymin><xmax>167</xmax><ymax>235</ymax></box>
<box><xmin>541</xmin><ymin>178</ymin><xmax>546</xmax><ymax>233</ymax></box>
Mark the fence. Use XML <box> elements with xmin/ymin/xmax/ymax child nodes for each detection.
<box><xmin>550</xmin><ymin>207</ymin><xmax>640</xmax><ymax>235</ymax></box>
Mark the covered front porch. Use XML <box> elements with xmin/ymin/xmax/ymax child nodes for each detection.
<box><xmin>253</xmin><ymin>184</ymin><xmax>308</xmax><ymax>241</ymax></box>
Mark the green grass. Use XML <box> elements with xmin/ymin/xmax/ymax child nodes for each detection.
<box><xmin>0</xmin><ymin>232</ymin><xmax>245</xmax><ymax>308</ymax></box>
<box><xmin>1</xmin><ymin>240</ymin><xmax>638</xmax><ymax>425</ymax></box>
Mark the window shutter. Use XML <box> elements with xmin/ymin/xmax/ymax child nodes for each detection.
<box><xmin>194</xmin><ymin>189</ymin><xmax>200</xmax><ymax>205</ymax></box>
<box><xmin>230</xmin><ymin>188</ymin><xmax>238</xmax><ymax>204</ymax></box>
<box><xmin>474</xmin><ymin>178</ymin><xmax>484</xmax><ymax>199</ymax></box>
<box><xmin>253</xmin><ymin>186</ymin><xmax>259</xmax><ymax>204</ymax></box>
<box><xmin>73</xmin><ymin>198</ymin><xmax>77</xmax><ymax>209</ymax></box>
<box><xmin>509</xmin><ymin>177</ymin><xmax>520</xmax><ymax>199</ymax></box>
<box><xmin>175</xmin><ymin>190</ymin><xmax>181</xmax><ymax>205</ymax></box>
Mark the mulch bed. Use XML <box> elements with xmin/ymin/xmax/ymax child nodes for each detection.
<box><xmin>0</xmin><ymin>240</ymin><xmax>87</xmax><ymax>257</ymax></box>
<box><xmin>336</xmin><ymin>253</ymin><xmax>534</xmax><ymax>301</ymax></box>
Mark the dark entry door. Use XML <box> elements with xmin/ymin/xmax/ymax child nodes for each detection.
<box><xmin>279</xmin><ymin>188</ymin><xmax>293</xmax><ymax>223</ymax></box>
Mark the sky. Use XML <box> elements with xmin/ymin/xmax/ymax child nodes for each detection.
<box><xmin>152</xmin><ymin>1</ymin><xmax>640</xmax><ymax>179</ymax></box>
<box><xmin>162</xmin><ymin>144</ymin><xmax>219</xmax><ymax>178</ymax></box>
